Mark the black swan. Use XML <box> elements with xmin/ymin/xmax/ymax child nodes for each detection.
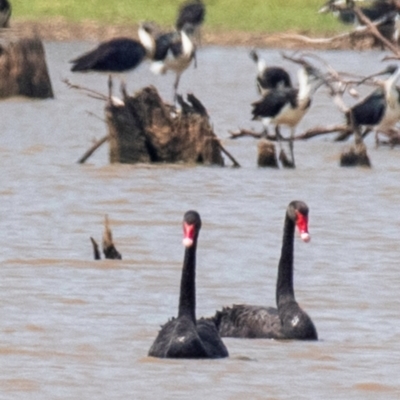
<box><xmin>211</xmin><ymin>201</ymin><xmax>317</xmax><ymax>340</ymax></box>
<box><xmin>148</xmin><ymin>210</ymin><xmax>229</xmax><ymax>359</ymax></box>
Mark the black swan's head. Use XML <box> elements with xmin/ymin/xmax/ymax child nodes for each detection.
<box><xmin>287</xmin><ymin>201</ymin><xmax>311</xmax><ymax>243</ymax></box>
<box><xmin>182</xmin><ymin>210</ymin><xmax>202</xmax><ymax>248</ymax></box>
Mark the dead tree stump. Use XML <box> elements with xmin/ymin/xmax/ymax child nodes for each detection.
<box><xmin>257</xmin><ymin>139</ymin><xmax>278</xmax><ymax>168</ymax></box>
<box><xmin>340</xmin><ymin>123</ymin><xmax>371</xmax><ymax>167</ymax></box>
<box><xmin>105</xmin><ymin>85</ymin><xmax>225</xmax><ymax>166</ymax></box>
<box><xmin>340</xmin><ymin>142</ymin><xmax>371</xmax><ymax>167</ymax></box>
<box><xmin>0</xmin><ymin>36</ymin><xmax>53</xmax><ymax>99</ymax></box>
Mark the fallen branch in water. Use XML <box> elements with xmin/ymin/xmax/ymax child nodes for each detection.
<box><xmin>214</xmin><ymin>139</ymin><xmax>241</xmax><ymax>167</ymax></box>
<box><xmin>294</xmin><ymin>125</ymin><xmax>351</xmax><ymax>140</ymax></box>
<box><xmin>63</xmin><ymin>78</ymin><xmax>108</xmax><ymax>101</ymax></box>
<box><xmin>229</xmin><ymin>129</ymin><xmax>263</xmax><ymax>140</ymax></box>
<box><xmin>353</xmin><ymin>7</ymin><xmax>400</xmax><ymax>57</ymax></box>
<box><xmin>77</xmin><ymin>134</ymin><xmax>109</xmax><ymax>164</ymax></box>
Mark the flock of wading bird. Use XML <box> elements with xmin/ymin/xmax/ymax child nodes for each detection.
<box><xmin>66</xmin><ymin>0</ymin><xmax>400</xmax><ymax>169</ymax></box>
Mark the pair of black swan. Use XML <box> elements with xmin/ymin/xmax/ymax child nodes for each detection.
<box><xmin>148</xmin><ymin>201</ymin><xmax>317</xmax><ymax>359</ymax></box>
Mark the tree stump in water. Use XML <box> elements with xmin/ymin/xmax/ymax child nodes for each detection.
<box><xmin>0</xmin><ymin>36</ymin><xmax>53</xmax><ymax>99</ymax></box>
<box><xmin>105</xmin><ymin>85</ymin><xmax>225</xmax><ymax>166</ymax></box>
<box><xmin>257</xmin><ymin>139</ymin><xmax>278</xmax><ymax>168</ymax></box>
<box><xmin>340</xmin><ymin>142</ymin><xmax>371</xmax><ymax>167</ymax></box>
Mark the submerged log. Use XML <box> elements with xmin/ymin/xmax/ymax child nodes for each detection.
<box><xmin>105</xmin><ymin>85</ymin><xmax>225</xmax><ymax>166</ymax></box>
<box><xmin>0</xmin><ymin>36</ymin><xmax>53</xmax><ymax>99</ymax></box>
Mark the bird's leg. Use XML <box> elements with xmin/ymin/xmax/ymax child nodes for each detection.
<box><xmin>362</xmin><ymin>127</ymin><xmax>372</xmax><ymax>139</ymax></box>
<box><xmin>277</xmin><ymin>126</ymin><xmax>294</xmax><ymax>169</ymax></box>
<box><xmin>288</xmin><ymin>127</ymin><xmax>296</xmax><ymax>169</ymax></box>
<box><xmin>354</xmin><ymin>126</ymin><xmax>363</xmax><ymax>145</ymax></box>
<box><xmin>173</xmin><ymin>73</ymin><xmax>182</xmax><ymax>103</ymax></box>
<box><xmin>275</xmin><ymin>125</ymin><xmax>284</xmax><ymax>152</ymax></box>
<box><xmin>275</xmin><ymin>125</ymin><xmax>286</xmax><ymax>158</ymax></box>
<box><xmin>193</xmin><ymin>52</ymin><xmax>198</xmax><ymax>69</ymax></box>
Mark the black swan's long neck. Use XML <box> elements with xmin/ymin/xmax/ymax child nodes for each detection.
<box><xmin>276</xmin><ymin>213</ymin><xmax>295</xmax><ymax>306</ymax></box>
<box><xmin>178</xmin><ymin>241</ymin><xmax>197</xmax><ymax>321</ymax></box>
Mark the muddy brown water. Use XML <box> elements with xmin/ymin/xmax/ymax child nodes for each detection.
<box><xmin>0</xmin><ymin>43</ymin><xmax>400</xmax><ymax>399</ymax></box>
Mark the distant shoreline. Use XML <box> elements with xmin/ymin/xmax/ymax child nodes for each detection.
<box><xmin>6</xmin><ymin>18</ymin><xmax>376</xmax><ymax>51</ymax></box>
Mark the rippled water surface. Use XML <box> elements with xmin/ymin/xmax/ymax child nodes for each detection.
<box><xmin>1</xmin><ymin>43</ymin><xmax>400</xmax><ymax>399</ymax></box>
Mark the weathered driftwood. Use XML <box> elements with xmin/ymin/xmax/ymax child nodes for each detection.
<box><xmin>105</xmin><ymin>85</ymin><xmax>226</xmax><ymax>166</ymax></box>
<box><xmin>257</xmin><ymin>139</ymin><xmax>278</xmax><ymax>168</ymax></box>
<box><xmin>0</xmin><ymin>36</ymin><xmax>53</xmax><ymax>99</ymax></box>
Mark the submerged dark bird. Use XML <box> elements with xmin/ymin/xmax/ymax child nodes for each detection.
<box><xmin>70</xmin><ymin>37</ymin><xmax>147</xmax><ymax>72</ymax></box>
<box><xmin>0</xmin><ymin>0</ymin><xmax>11</xmax><ymax>28</ymax></box>
<box><xmin>210</xmin><ymin>201</ymin><xmax>317</xmax><ymax>340</ymax></box>
<box><xmin>249</xmin><ymin>50</ymin><xmax>292</xmax><ymax>95</ymax></box>
<box><xmin>148</xmin><ymin>210</ymin><xmax>229</xmax><ymax>359</ymax></box>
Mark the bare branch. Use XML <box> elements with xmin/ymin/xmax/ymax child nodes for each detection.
<box><xmin>63</xmin><ymin>78</ymin><xmax>108</xmax><ymax>101</ymax></box>
<box><xmin>77</xmin><ymin>134</ymin><xmax>109</xmax><ymax>164</ymax></box>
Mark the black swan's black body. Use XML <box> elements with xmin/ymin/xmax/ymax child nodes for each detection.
<box><xmin>211</xmin><ymin>201</ymin><xmax>317</xmax><ymax>340</ymax></box>
<box><xmin>70</xmin><ymin>38</ymin><xmax>147</xmax><ymax>72</ymax></box>
<box><xmin>148</xmin><ymin>211</ymin><xmax>228</xmax><ymax>359</ymax></box>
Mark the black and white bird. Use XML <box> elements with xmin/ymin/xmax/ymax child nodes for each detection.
<box><xmin>0</xmin><ymin>0</ymin><xmax>11</xmax><ymax>28</ymax></box>
<box><xmin>70</xmin><ymin>36</ymin><xmax>148</xmax><ymax>73</ymax></box>
<box><xmin>145</xmin><ymin>23</ymin><xmax>197</xmax><ymax>99</ymax></box>
<box><xmin>176</xmin><ymin>0</ymin><xmax>205</xmax><ymax>67</ymax></box>
<box><xmin>251</xmin><ymin>65</ymin><xmax>322</xmax><ymax>167</ymax></box>
<box><xmin>346</xmin><ymin>64</ymin><xmax>400</xmax><ymax>139</ymax></box>
<box><xmin>148</xmin><ymin>210</ymin><xmax>229</xmax><ymax>359</ymax></box>
<box><xmin>319</xmin><ymin>0</ymin><xmax>400</xmax><ymax>44</ymax></box>
<box><xmin>209</xmin><ymin>201</ymin><xmax>317</xmax><ymax>341</ymax></box>
<box><xmin>175</xmin><ymin>0</ymin><xmax>206</xmax><ymax>31</ymax></box>
<box><xmin>249</xmin><ymin>50</ymin><xmax>292</xmax><ymax>95</ymax></box>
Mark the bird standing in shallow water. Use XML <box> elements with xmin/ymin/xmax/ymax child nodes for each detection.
<box><xmin>251</xmin><ymin>65</ymin><xmax>322</xmax><ymax>168</ymax></box>
<box><xmin>210</xmin><ymin>201</ymin><xmax>317</xmax><ymax>341</ymax></box>
<box><xmin>148</xmin><ymin>210</ymin><xmax>228</xmax><ymax>359</ymax></box>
